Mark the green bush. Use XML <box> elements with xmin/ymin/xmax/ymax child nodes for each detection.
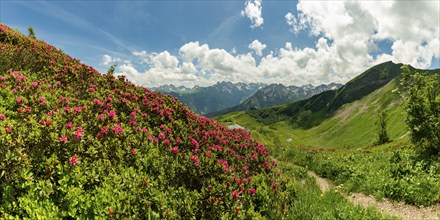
<box><xmin>0</xmin><ymin>23</ymin><xmax>294</xmax><ymax>219</ymax></box>
<box><xmin>400</xmin><ymin>65</ymin><xmax>440</xmax><ymax>156</ymax></box>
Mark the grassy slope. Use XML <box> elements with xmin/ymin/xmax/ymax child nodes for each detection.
<box><xmin>245</xmin><ymin>61</ymin><xmax>406</xmax><ymax>127</ymax></box>
<box><xmin>216</xmin><ymin>71</ymin><xmax>440</xmax><ymax>208</ymax></box>
<box><xmin>216</xmin><ymin>80</ymin><xmax>408</xmax><ymax>149</ymax></box>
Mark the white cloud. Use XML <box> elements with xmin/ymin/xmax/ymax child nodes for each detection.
<box><xmin>151</xmin><ymin>51</ymin><xmax>179</xmax><ymax>69</ymax></box>
<box><xmin>241</xmin><ymin>0</ymin><xmax>264</xmax><ymax>29</ymax></box>
<box><xmin>285</xmin><ymin>12</ymin><xmax>305</xmax><ymax>34</ymax></box>
<box><xmin>115</xmin><ymin>1</ymin><xmax>439</xmax><ymax>88</ymax></box>
<box><xmin>101</xmin><ymin>54</ymin><xmax>121</xmax><ymax>65</ymax></box>
<box><xmin>101</xmin><ymin>55</ymin><xmax>113</xmax><ymax>65</ymax></box>
<box><xmin>248</xmin><ymin>40</ymin><xmax>267</xmax><ymax>56</ymax></box>
<box><xmin>231</xmin><ymin>47</ymin><xmax>237</xmax><ymax>54</ymax></box>
<box><xmin>116</xmin><ymin>40</ymin><xmax>350</xmax><ymax>88</ymax></box>
<box><xmin>287</xmin><ymin>0</ymin><xmax>439</xmax><ymax>71</ymax></box>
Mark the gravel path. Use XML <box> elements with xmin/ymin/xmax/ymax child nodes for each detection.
<box><xmin>308</xmin><ymin>171</ymin><xmax>440</xmax><ymax>220</ymax></box>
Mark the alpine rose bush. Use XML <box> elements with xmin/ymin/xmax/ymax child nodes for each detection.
<box><xmin>0</xmin><ymin>23</ymin><xmax>295</xmax><ymax>219</ymax></box>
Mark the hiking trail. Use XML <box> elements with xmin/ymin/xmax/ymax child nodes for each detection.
<box><xmin>307</xmin><ymin>171</ymin><xmax>440</xmax><ymax>220</ymax></box>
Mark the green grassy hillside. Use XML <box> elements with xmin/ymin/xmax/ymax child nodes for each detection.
<box><xmin>246</xmin><ymin>61</ymin><xmax>430</xmax><ymax>128</ymax></box>
<box><xmin>216</xmin><ymin>65</ymin><xmax>440</xmax><ymax>208</ymax></box>
<box><xmin>217</xmin><ymin>79</ymin><xmax>407</xmax><ymax>149</ymax></box>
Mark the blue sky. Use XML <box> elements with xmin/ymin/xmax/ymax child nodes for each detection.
<box><xmin>1</xmin><ymin>0</ymin><xmax>439</xmax><ymax>87</ymax></box>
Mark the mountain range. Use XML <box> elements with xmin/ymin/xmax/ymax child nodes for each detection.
<box><xmin>208</xmin><ymin>82</ymin><xmax>342</xmax><ymax>117</ymax></box>
<box><xmin>152</xmin><ymin>81</ymin><xmax>266</xmax><ymax>115</ymax></box>
<box><xmin>154</xmin><ymin>82</ymin><xmax>342</xmax><ymax>116</ymax></box>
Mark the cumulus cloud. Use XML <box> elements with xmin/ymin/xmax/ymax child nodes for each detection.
<box><xmin>101</xmin><ymin>55</ymin><xmax>113</xmax><ymax>65</ymax></box>
<box><xmin>248</xmin><ymin>40</ymin><xmax>267</xmax><ymax>56</ymax></box>
<box><xmin>115</xmin><ymin>1</ymin><xmax>439</xmax><ymax>88</ymax></box>
<box><xmin>287</xmin><ymin>0</ymin><xmax>439</xmax><ymax>71</ymax></box>
<box><xmin>116</xmin><ymin>40</ymin><xmax>350</xmax><ymax>88</ymax></box>
<box><xmin>101</xmin><ymin>54</ymin><xmax>121</xmax><ymax>65</ymax></box>
<box><xmin>241</xmin><ymin>0</ymin><xmax>264</xmax><ymax>28</ymax></box>
<box><xmin>285</xmin><ymin>12</ymin><xmax>305</xmax><ymax>34</ymax></box>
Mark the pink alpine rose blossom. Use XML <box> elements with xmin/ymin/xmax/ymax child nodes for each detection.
<box><xmin>231</xmin><ymin>191</ymin><xmax>239</xmax><ymax>200</ymax></box>
<box><xmin>158</xmin><ymin>133</ymin><xmax>165</xmax><ymax>140</ymax></box>
<box><xmin>189</xmin><ymin>137</ymin><xmax>199</xmax><ymax>147</ymax></box>
<box><xmin>171</xmin><ymin>147</ymin><xmax>179</xmax><ymax>154</ymax></box>
<box><xmin>69</xmin><ymin>156</ymin><xmax>79</xmax><ymax>166</ymax></box>
<box><xmin>74</xmin><ymin>127</ymin><xmax>84</xmax><ymax>139</ymax></box>
<box><xmin>249</xmin><ymin>188</ymin><xmax>256</xmax><ymax>195</ymax></box>
<box><xmin>190</xmin><ymin>155</ymin><xmax>199</xmax><ymax>164</ymax></box>
<box><xmin>130</xmin><ymin>148</ymin><xmax>137</xmax><ymax>155</ymax></box>
<box><xmin>65</xmin><ymin>122</ymin><xmax>73</xmax><ymax>129</ymax></box>
<box><xmin>59</xmin><ymin>135</ymin><xmax>68</xmax><ymax>143</ymax></box>
<box><xmin>112</xmin><ymin>124</ymin><xmax>124</xmax><ymax>134</ymax></box>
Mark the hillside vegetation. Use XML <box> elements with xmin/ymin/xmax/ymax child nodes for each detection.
<box><xmin>1</xmin><ymin>23</ymin><xmax>429</xmax><ymax>219</ymax></box>
<box><xmin>216</xmin><ymin>62</ymin><xmax>440</xmax><ymax>208</ymax></box>
<box><xmin>246</xmin><ymin>61</ymin><xmax>430</xmax><ymax>128</ymax></box>
<box><xmin>216</xmin><ymin>79</ymin><xmax>406</xmax><ymax>149</ymax></box>
<box><xmin>0</xmin><ymin>24</ymin><xmax>296</xmax><ymax>219</ymax></box>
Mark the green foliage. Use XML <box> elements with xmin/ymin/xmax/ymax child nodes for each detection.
<box><xmin>400</xmin><ymin>65</ymin><xmax>440</xmax><ymax>156</ymax></box>
<box><xmin>385</xmin><ymin>150</ymin><xmax>440</xmax><ymax>206</ymax></box>
<box><xmin>295</xmin><ymin>110</ymin><xmax>312</xmax><ymax>127</ymax></box>
<box><xmin>279</xmin><ymin>144</ymin><xmax>440</xmax><ymax>207</ymax></box>
<box><xmin>247</xmin><ymin>107</ymin><xmax>287</xmax><ymax>125</ymax></box>
<box><xmin>106</xmin><ymin>63</ymin><xmax>117</xmax><ymax>75</ymax></box>
<box><xmin>27</xmin><ymin>26</ymin><xmax>36</xmax><ymax>39</ymax></box>
<box><xmin>264</xmin><ymin>147</ymin><xmax>397</xmax><ymax>219</ymax></box>
<box><xmin>0</xmin><ymin>23</ymin><xmax>293</xmax><ymax>219</ymax></box>
<box><xmin>375</xmin><ymin>111</ymin><xmax>390</xmax><ymax>145</ymax></box>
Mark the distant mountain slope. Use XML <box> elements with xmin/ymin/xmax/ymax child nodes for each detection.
<box><xmin>247</xmin><ymin>61</ymin><xmax>438</xmax><ymax>126</ymax></box>
<box><xmin>153</xmin><ymin>81</ymin><xmax>266</xmax><ymax>115</ymax></box>
<box><xmin>208</xmin><ymin>83</ymin><xmax>342</xmax><ymax>117</ymax></box>
<box><xmin>215</xmin><ymin>78</ymin><xmax>407</xmax><ymax>149</ymax></box>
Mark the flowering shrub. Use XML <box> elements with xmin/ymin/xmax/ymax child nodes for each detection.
<box><xmin>0</xmin><ymin>24</ymin><xmax>294</xmax><ymax>218</ymax></box>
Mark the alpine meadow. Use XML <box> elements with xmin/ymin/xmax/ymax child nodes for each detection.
<box><xmin>0</xmin><ymin>0</ymin><xmax>439</xmax><ymax>219</ymax></box>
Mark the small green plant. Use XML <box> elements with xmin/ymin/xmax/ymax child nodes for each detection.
<box><xmin>106</xmin><ymin>63</ymin><xmax>117</xmax><ymax>75</ymax></box>
<box><xmin>27</xmin><ymin>26</ymin><xmax>36</xmax><ymax>39</ymax></box>
<box><xmin>375</xmin><ymin>110</ymin><xmax>390</xmax><ymax>145</ymax></box>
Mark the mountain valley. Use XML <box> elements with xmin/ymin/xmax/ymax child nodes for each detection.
<box><xmin>1</xmin><ymin>22</ymin><xmax>439</xmax><ymax>219</ymax></box>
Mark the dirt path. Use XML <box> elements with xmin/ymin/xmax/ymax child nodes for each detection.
<box><xmin>307</xmin><ymin>171</ymin><xmax>440</xmax><ymax>220</ymax></box>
